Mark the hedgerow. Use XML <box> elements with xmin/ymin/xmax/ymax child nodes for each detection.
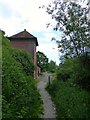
<box><xmin>2</xmin><ymin>35</ymin><xmax>43</xmax><ymax>118</ymax></box>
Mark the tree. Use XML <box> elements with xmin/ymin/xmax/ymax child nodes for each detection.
<box><xmin>48</xmin><ymin>60</ymin><xmax>57</xmax><ymax>73</ymax></box>
<box><xmin>36</xmin><ymin>51</ymin><xmax>49</xmax><ymax>72</ymax></box>
<box><xmin>45</xmin><ymin>1</ymin><xmax>90</xmax><ymax>58</ymax></box>
<box><xmin>44</xmin><ymin>0</ymin><xmax>90</xmax><ymax>90</ymax></box>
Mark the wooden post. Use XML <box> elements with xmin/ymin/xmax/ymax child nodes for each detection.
<box><xmin>48</xmin><ymin>75</ymin><xmax>51</xmax><ymax>85</ymax></box>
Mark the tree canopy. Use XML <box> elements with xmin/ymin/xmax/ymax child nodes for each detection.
<box><xmin>36</xmin><ymin>51</ymin><xmax>49</xmax><ymax>72</ymax></box>
<box><xmin>48</xmin><ymin>60</ymin><xmax>57</xmax><ymax>73</ymax></box>
<box><xmin>45</xmin><ymin>1</ymin><xmax>90</xmax><ymax>58</ymax></box>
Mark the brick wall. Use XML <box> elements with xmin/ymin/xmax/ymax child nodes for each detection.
<box><xmin>11</xmin><ymin>39</ymin><xmax>35</xmax><ymax>60</ymax></box>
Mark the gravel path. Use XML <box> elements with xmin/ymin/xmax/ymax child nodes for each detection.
<box><xmin>37</xmin><ymin>73</ymin><xmax>56</xmax><ymax>119</ymax></box>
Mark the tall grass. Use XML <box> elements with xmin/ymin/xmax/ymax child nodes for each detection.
<box><xmin>47</xmin><ymin>80</ymin><xmax>90</xmax><ymax>119</ymax></box>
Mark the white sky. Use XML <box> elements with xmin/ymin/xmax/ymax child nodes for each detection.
<box><xmin>0</xmin><ymin>0</ymin><xmax>88</xmax><ymax>65</ymax></box>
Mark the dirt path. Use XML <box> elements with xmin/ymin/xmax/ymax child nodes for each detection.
<box><xmin>37</xmin><ymin>72</ymin><xmax>56</xmax><ymax>119</ymax></box>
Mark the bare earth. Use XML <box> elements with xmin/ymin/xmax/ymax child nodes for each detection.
<box><xmin>37</xmin><ymin>72</ymin><xmax>57</xmax><ymax>119</ymax></box>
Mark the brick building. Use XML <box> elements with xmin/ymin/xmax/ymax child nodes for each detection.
<box><xmin>8</xmin><ymin>29</ymin><xmax>39</xmax><ymax>77</ymax></box>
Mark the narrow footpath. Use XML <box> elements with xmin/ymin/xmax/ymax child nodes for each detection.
<box><xmin>37</xmin><ymin>72</ymin><xmax>56</xmax><ymax>119</ymax></box>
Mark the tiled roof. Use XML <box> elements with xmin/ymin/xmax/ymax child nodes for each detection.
<box><xmin>8</xmin><ymin>29</ymin><xmax>38</xmax><ymax>46</ymax></box>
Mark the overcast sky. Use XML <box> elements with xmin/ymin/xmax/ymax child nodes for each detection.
<box><xmin>0</xmin><ymin>0</ymin><xmax>62</xmax><ymax>65</ymax></box>
<box><xmin>0</xmin><ymin>0</ymin><xmax>88</xmax><ymax>65</ymax></box>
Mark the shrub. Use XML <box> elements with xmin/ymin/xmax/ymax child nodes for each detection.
<box><xmin>71</xmin><ymin>55</ymin><xmax>90</xmax><ymax>91</ymax></box>
<box><xmin>11</xmin><ymin>48</ymin><xmax>35</xmax><ymax>76</ymax></box>
<box><xmin>56</xmin><ymin>58</ymin><xmax>74</xmax><ymax>82</ymax></box>
<box><xmin>47</xmin><ymin>55</ymin><xmax>90</xmax><ymax>119</ymax></box>
<box><xmin>2</xmin><ymin>36</ymin><xmax>43</xmax><ymax>118</ymax></box>
<box><xmin>57</xmin><ymin>56</ymin><xmax>90</xmax><ymax>90</ymax></box>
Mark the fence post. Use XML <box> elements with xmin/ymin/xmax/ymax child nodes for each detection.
<box><xmin>48</xmin><ymin>75</ymin><xmax>51</xmax><ymax>85</ymax></box>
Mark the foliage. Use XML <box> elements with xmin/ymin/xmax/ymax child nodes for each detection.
<box><xmin>47</xmin><ymin>80</ymin><xmax>90</xmax><ymax>119</ymax></box>
<box><xmin>70</xmin><ymin>55</ymin><xmax>90</xmax><ymax>90</ymax></box>
<box><xmin>57</xmin><ymin>58</ymin><xmax>73</xmax><ymax>81</ymax></box>
<box><xmin>11</xmin><ymin>48</ymin><xmax>35</xmax><ymax>76</ymax></box>
<box><xmin>36</xmin><ymin>51</ymin><xmax>49</xmax><ymax>72</ymax></box>
<box><xmin>44</xmin><ymin>1</ymin><xmax>90</xmax><ymax>119</ymax></box>
<box><xmin>57</xmin><ymin>56</ymin><xmax>90</xmax><ymax>90</ymax></box>
<box><xmin>46</xmin><ymin>1</ymin><xmax>90</xmax><ymax>58</ymax></box>
<box><xmin>48</xmin><ymin>60</ymin><xmax>57</xmax><ymax>73</ymax></box>
<box><xmin>2</xmin><ymin>36</ymin><xmax>43</xmax><ymax>118</ymax></box>
<box><xmin>46</xmin><ymin>55</ymin><xmax>90</xmax><ymax>118</ymax></box>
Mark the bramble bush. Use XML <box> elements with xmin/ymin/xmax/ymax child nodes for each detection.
<box><xmin>2</xmin><ymin>36</ymin><xmax>43</xmax><ymax>118</ymax></box>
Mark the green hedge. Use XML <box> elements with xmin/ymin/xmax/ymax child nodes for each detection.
<box><xmin>11</xmin><ymin>48</ymin><xmax>34</xmax><ymax>76</ymax></box>
<box><xmin>2</xmin><ymin>36</ymin><xmax>43</xmax><ymax>118</ymax></box>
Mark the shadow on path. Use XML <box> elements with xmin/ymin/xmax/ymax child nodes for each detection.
<box><xmin>37</xmin><ymin>72</ymin><xmax>56</xmax><ymax>119</ymax></box>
